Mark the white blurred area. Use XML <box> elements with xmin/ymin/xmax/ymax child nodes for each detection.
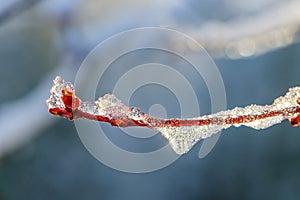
<box><xmin>0</xmin><ymin>0</ymin><xmax>299</xmax><ymax>157</ymax></box>
<box><xmin>38</xmin><ymin>0</ymin><xmax>300</xmax><ymax>58</ymax></box>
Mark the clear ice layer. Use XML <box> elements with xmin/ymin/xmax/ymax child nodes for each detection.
<box><xmin>159</xmin><ymin>124</ymin><xmax>226</xmax><ymax>155</ymax></box>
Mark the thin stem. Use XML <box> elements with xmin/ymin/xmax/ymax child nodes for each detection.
<box><xmin>46</xmin><ymin>76</ymin><xmax>300</xmax><ymax>154</ymax></box>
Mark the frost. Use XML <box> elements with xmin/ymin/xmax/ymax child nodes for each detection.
<box><xmin>78</xmin><ymin>102</ymin><xmax>100</xmax><ymax>115</ymax></box>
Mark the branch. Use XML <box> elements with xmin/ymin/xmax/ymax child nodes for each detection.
<box><xmin>0</xmin><ymin>64</ymin><xmax>76</xmax><ymax>158</ymax></box>
<box><xmin>187</xmin><ymin>0</ymin><xmax>300</xmax><ymax>59</ymax></box>
<box><xmin>46</xmin><ymin>76</ymin><xmax>300</xmax><ymax>155</ymax></box>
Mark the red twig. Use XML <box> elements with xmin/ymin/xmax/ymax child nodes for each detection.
<box><xmin>46</xmin><ymin>76</ymin><xmax>300</xmax><ymax>154</ymax></box>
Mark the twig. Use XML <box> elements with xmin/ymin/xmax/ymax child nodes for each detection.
<box><xmin>188</xmin><ymin>0</ymin><xmax>300</xmax><ymax>59</ymax></box>
<box><xmin>46</xmin><ymin>76</ymin><xmax>300</xmax><ymax>155</ymax></box>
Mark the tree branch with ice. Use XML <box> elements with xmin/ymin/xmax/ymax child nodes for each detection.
<box><xmin>46</xmin><ymin>76</ymin><xmax>300</xmax><ymax>155</ymax></box>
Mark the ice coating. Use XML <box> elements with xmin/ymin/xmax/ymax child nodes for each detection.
<box><xmin>78</xmin><ymin>94</ymin><xmax>128</xmax><ymax>118</ymax></box>
<box><xmin>46</xmin><ymin>76</ymin><xmax>300</xmax><ymax>155</ymax></box>
<box><xmin>159</xmin><ymin>88</ymin><xmax>300</xmax><ymax>154</ymax></box>
<box><xmin>158</xmin><ymin>106</ymin><xmax>286</xmax><ymax>154</ymax></box>
<box><xmin>46</xmin><ymin>76</ymin><xmax>74</xmax><ymax>109</ymax></box>
<box><xmin>159</xmin><ymin>125</ymin><xmax>225</xmax><ymax>154</ymax></box>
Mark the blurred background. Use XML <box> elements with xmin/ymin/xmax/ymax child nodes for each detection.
<box><xmin>0</xmin><ymin>0</ymin><xmax>300</xmax><ymax>199</ymax></box>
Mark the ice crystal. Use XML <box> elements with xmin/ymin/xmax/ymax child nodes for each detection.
<box><xmin>46</xmin><ymin>76</ymin><xmax>74</xmax><ymax>109</ymax></box>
